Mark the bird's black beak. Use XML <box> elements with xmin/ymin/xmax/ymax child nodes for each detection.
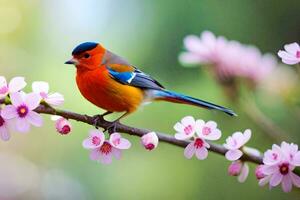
<box><xmin>65</xmin><ymin>58</ymin><xmax>78</xmax><ymax>65</ymax></box>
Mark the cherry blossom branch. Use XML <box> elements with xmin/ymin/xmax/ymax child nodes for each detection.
<box><xmin>0</xmin><ymin>98</ymin><xmax>255</xmax><ymax>164</ymax></box>
<box><xmin>1</xmin><ymin>98</ymin><xmax>300</xmax><ymax>177</ymax></box>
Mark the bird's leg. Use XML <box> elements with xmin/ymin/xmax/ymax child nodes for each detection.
<box><xmin>106</xmin><ymin>112</ymin><xmax>129</xmax><ymax>134</ymax></box>
<box><xmin>92</xmin><ymin>111</ymin><xmax>113</xmax><ymax>129</ymax></box>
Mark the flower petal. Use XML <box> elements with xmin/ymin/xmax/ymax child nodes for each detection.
<box><xmin>26</xmin><ymin>111</ymin><xmax>43</xmax><ymax>127</ymax></box>
<box><xmin>184</xmin><ymin>35</ymin><xmax>204</xmax><ymax>52</ymax></box>
<box><xmin>243</xmin><ymin>129</ymin><xmax>252</xmax><ymax>144</ymax></box>
<box><xmin>269</xmin><ymin>173</ymin><xmax>283</xmax><ymax>187</ymax></box>
<box><xmin>10</xmin><ymin>92</ymin><xmax>24</xmax><ymax>106</ymax></box>
<box><xmin>238</xmin><ymin>163</ymin><xmax>249</xmax><ymax>183</ymax></box>
<box><xmin>25</xmin><ymin>92</ymin><xmax>41</xmax><ymax>110</ymax></box>
<box><xmin>112</xmin><ymin>148</ymin><xmax>122</xmax><ymax>160</ymax></box>
<box><xmin>178</xmin><ymin>52</ymin><xmax>204</xmax><ymax>65</ymax></box>
<box><xmin>181</xmin><ymin>116</ymin><xmax>195</xmax><ymax>127</ymax></box>
<box><xmin>261</xmin><ymin>165</ymin><xmax>278</xmax><ymax>175</ymax></box>
<box><xmin>32</xmin><ymin>81</ymin><xmax>49</xmax><ymax>94</ymax></box>
<box><xmin>109</xmin><ymin>133</ymin><xmax>131</xmax><ymax>149</ymax></box>
<box><xmin>15</xmin><ymin>118</ymin><xmax>31</xmax><ymax>133</ymax></box>
<box><xmin>45</xmin><ymin>93</ymin><xmax>64</xmax><ymax>106</ymax></box>
<box><xmin>83</xmin><ymin>130</ymin><xmax>105</xmax><ymax>149</ymax></box>
<box><xmin>281</xmin><ymin>175</ymin><xmax>293</xmax><ymax>193</ymax></box>
<box><xmin>0</xmin><ymin>76</ymin><xmax>8</xmax><ymax>98</ymax></box>
<box><xmin>99</xmin><ymin>152</ymin><xmax>113</xmax><ymax>164</ymax></box>
<box><xmin>290</xmin><ymin>172</ymin><xmax>300</xmax><ymax>187</ymax></box>
<box><xmin>284</xmin><ymin>42</ymin><xmax>300</xmax><ymax>54</ymax></box>
<box><xmin>89</xmin><ymin>149</ymin><xmax>100</xmax><ymax>161</ymax></box>
<box><xmin>0</xmin><ymin>126</ymin><xmax>10</xmax><ymax>141</ymax></box>
<box><xmin>259</xmin><ymin>175</ymin><xmax>271</xmax><ymax>186</ymax></box>
<box><xmin>8</xmin><ymin>77</ymin><xmax>26</xmax><ymax>93</ymax></box>
<box><xmin>195</xmin><ymin>147</ymin><xmax>208</xmax><ymax>160</ymax></box>
<box><xmin>292</xmin><ymin>152</ymin><xmax>300</xmax><ymax>166</ymax></box>
<box><xmin>225</xmin><ymin>149</ymin><xmax>243</xmax><ymax>161</ymax></box>
<box><xmin>184</xmin><ymin>142</ymin><xmax>195</xmax><ymax>159</ymax></box>
<box><xmin>1</xmin><ymin>105</ymin><xmax>17</xmax><ymax>119</ymax></box>
<box><xmin>173</xmin><ymin>122</ymin><xmax>184</xmax><ymax>133</ymax></box>
<box><xmin>206</xmin><ymin>121</ymin><xmax>217</xmax><ymax>129</ymax></box>
<box><xmin>0</xmin><ymin>76</ymin><xmax>7</xmax><ymax>89</ymax></box>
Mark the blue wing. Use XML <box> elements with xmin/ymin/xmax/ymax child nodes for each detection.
<box><xmin>106</xmin><ymin>66</ymin><xmax>164</xmax><ymax>90</ymax></box>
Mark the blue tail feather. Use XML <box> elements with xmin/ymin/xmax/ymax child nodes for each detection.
<box><xmin>151</xmin><ymin>90</ymin><xmax>237</xmax><ymax>116</ymax></box>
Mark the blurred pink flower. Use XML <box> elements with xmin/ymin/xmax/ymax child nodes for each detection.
<box><xmin>51</xmin><ymin>116</ymin><xmax>72</xmax><ymax>135</ymax></box>
<box><xmin>224</xmin><ymin>129</ymin><xmax>251</xmax><ymax>161</ymax></box>
<box><xmin>179</xmin><ymin>31</ymin><xmax>227</xmax><ymax>65</ymax></box>
<box><xmin>174</xmin><ymin>116</ymin><xmax>197</xmax><ymax>140</ymax></box>
<box><xmin>228</xmin><ymin>161</ymin><xmax>249</xmax><ymax>183</ymax></box>
<box><xmin>278</xmin><ymin>42</ymin><xmax>300</xmax><ymax>65</ymax></box>
<box><xmin>32</xmin><ymin>81</ymin><xmax>64</xmax><ymax>106</ymax></box>
<box><xmin>0</xmin><ymin>109</ymin><xmax>11</xmax><ymax>141</ymax></box>
<box><xmin>0</xmin><ymin>76</ymin><xmax>26</xmax><ymax>99</ymax></box>
<box><xmin>1</xmin><ymin>92</ymin><xmax>43</xmax><ymax>133</ymax></box>
<box><xmin>83</xmin><ymin>131</ymin><xmax>131</xmax><ymax>164</ymax></box>
<box><xmin>259</xmin><ymin>142</ymin><xmax>300</xmax><ymax>192</ymax></box>
<box><xmin>195</xmin><ymin>120</ymin><xmax>221</xmax><ymax>140</ymax></box>
<box><xmin>141</xmin><ymin>132</ymin><xmax>159</xmax><ymax>151</ymax></box>
<box><xmin>179</xmin><ymin>31</ymin><xmax>276</xmax><ymax>83</ymax></box>
<box><xmin>255</xmin><ymin>165</ymin><xmax>265</xmax><ymax>180</ymax></box>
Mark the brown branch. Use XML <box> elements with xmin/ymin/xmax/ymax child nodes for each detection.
<box><xmin>1</xmin><ymin>99</ymin><xmax>300</xmax><ymax>176</ymax></box>
<box><xmin>0</xmin><ymin>99</ymin><xmax>262</xmax><ymax>164</ymax></box>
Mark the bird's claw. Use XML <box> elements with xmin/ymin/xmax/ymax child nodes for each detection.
<box><xmin>105</xmin><ymin>120</ymin><xmax>119</xmax><ymax>134</ymax></box>
<box><xmin>92</xmin><ymin>114</ymin><xmax>104</xmax><ymax>129</ymax></box>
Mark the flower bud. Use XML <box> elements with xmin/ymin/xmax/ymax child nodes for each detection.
<box><xmin>228</xmin><ymin>161</ymin><xmax>242</xmax><ymax>176</ymax></box>
<box><xmin>141</xmin><ymin>132</ymin><xmax>158</xmax><ymax>151</ymax></box>
<box><xmin>255</xmin><ymin>165</ymin><xmax>265</xmax><ymax>180</ymax></box>
<box><xmin>51</xmin><ymin>116</ymin><xmax>71</xmax><ymax>135</ymax></box>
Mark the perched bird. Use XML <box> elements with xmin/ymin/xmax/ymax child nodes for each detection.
<box><xmin>65</xmin><ymin>42</ymin><xmax>236</xmax><ymax>130</ymax></box>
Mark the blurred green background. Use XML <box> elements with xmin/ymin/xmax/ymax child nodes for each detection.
<box><xmin>0</xmin><ymin>0</ymin><xmax>300</xmax><ymax>199</ymax></box>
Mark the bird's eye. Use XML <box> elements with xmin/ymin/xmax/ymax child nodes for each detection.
<box><xmin>83</xmin><ymin>53</ymin><xmax>90</xmax><ymax>59</ymax></box>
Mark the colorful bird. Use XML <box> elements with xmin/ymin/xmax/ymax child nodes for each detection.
<box><xmin>65</xmin><ymin>42</ymin><xmax>236</xmax><ymax>130</ymax></box>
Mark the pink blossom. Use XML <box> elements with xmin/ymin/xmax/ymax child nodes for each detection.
<box><xmin>184</xmin><ymin>137</ymin><xmax>210</xmax><ymax>160</ymax></box>
<box><xmin>174</xmin><ymin>116</ymin><xmax>197</xmax><ymax>140</ymax></box>
<box><xmin>278</xmin><ymin>42</ymin><xmax>300</xmax><ymax>65</ymax></box>
<box><xmin>0</xmin><ymin>109</ymin><xmax>11</xmax><ymax>141</ymax></box>
<box><xmin>1</xmin><ymin>92</ymin><xmax>43</xmax><ymax>133</ymax></box>
<box><xmin>259</xmin><ymin>142</ymin><xmax>300</xmax><ymax>192</ymax></box>
<box><xmin>263</xmin><ymin>144</ymin><xmax>283</xmax><ymax>166</ymax></box>
<box><xmin>0</xmin><ymin>76</ymin><xmax>26</xmax><ymax>99</ymax></box>
<box><xmin>141</xmin><ymin>132</ymin><xmax>159</xmax><ymax>151</ymax></box>
<box><xmin>179</xmin><ymin>31</ymin><xmax>276</xmax><ymax>83</ymax></box>
<box><xmin>83</xmin><ymin>131</ymin><xmax>131</xmax><ymax>164</ymax></box>
<box><xmin>175</xmin><ymin>118</ymin><xmax>222</xmax><ymax>160</ymax></box>
<box><xmin>228</xmin><ymin>161</ymin><xmax>249</xmax><ymax>183</ymax></box>
<box><xmin>195</xmin><ymin>120</ymin><xmax>221</xmax><ymax>140</ymax></box>
<box><xmin>82</xmin><ymin>130</ymin><xmax>105</xmax><ymax>149</ymax></box>
<box><xmin>51</xmin><ymin>116</ymin><xmax>71</xmax><ymax>135</ymax></box>
<box><xmin>224</xmin><ymin>129</ymin><xmax>251</xmax><ymax>161</ymax></box>
<box><xmin>32</xmin><ymin>81</ymin><xmax>64</xmax><ymax>106</ymax></box>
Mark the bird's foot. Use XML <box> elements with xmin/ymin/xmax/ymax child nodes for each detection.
<box><xmin>92</xmin><ymin>111</ymin><xmax>113</xmax><ymax>129</ymax></box>
<box><xmin>105</xmin><ymin>120</ymin><xmax>120</xmax><ymax>134</ymax></box>
<box><xmin>92</xmin><ymin>114</ymin><xmax>104</xmax><ymax>129</ymax></box>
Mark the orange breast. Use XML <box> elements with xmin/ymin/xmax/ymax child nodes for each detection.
<box><xmin>76</xmin><ymin>67</ymin><xmax>144</xmax><ymax>113</ymax></box>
